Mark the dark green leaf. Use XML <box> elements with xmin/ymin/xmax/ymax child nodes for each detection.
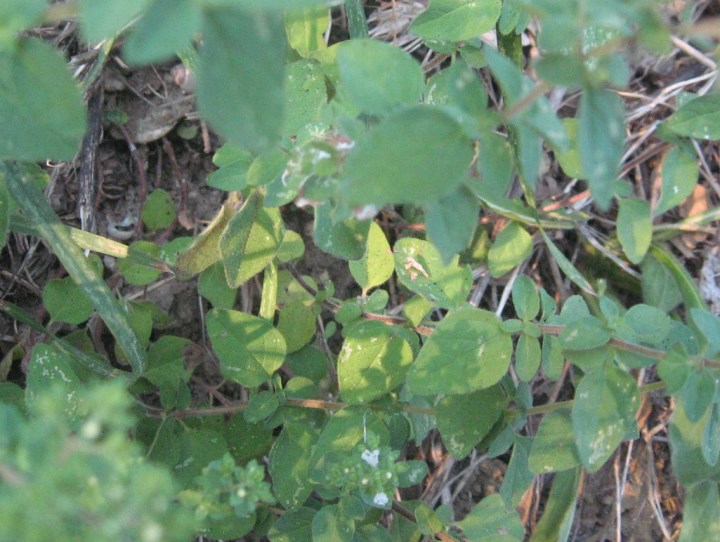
<box><xmin>424</xmin><ymin>186</ymin><xmax>480</xmax><ymax>264</ymax></box>
<box><xmin>25</xmin><ymin>344</ymin><xmax>81</xmax><ymax>413</ymax></box>
<box><xmin>528</xmin><ymin>410</ymin><xmax>580</xmax><ymax>473</ymax></box>
<box><xmin>207</xmin><ymin>144</ymin><xmax>254</xmax><ymax>191</ymax></box>
<box><xmin>343</xmin><ymin>107</ymin><xmax>472</xmax><ymax>205</ymax></box>
<box><xmin>435</xmin><ymin>385</ymin><xmax>504</xmax><ymax>458</ymax></box>
<box><xmin>267</xmin><ymin>506</ymin><xmax>315</xmax><ymax>542</ymax></box>
<box><xmin>198</xmin><ymin>262</ymin><xmax>237</xmax><ymax>309</ymax></box>
<box><xmin>277</xmin><ymin>300</ymin><xmax>317</xmax><ymax>353</ymax></box>
<box><xmin>669</xmin><ymin>400</ymin><xmax>720</xmax><ymax>485</ymax></box>
<box><xmin>312</xmin><ymin>203</ymin><xmax>369</xmax><ymax>260</ymax></box>
<box><xmin>541</xmin><ymin>335</ymin><xmax>564</xmax><ymax>381</ymax></box>
<box><xmin>541</xmin><ymin>232</ymin><xmax>595</xmax><ymax>295</ymax></box>
<box><xmin>42</xmin><ymin>277</ymin><xmax>94</xmax><ymax>325</ymax></box>
<box><xmin>337</xmin><ymin>39</ymin><xmax>423</xmax><ymax>116</ymax></box>
<box><xmin>515</xmin><ymin>334</ymin><xmax>541</xmax><ymax>382</ymax></box>
<box><xmin>118</xmin><ymin>241</ymin><xmax>163</xmax><ymax>286</ymax></box>
<box><xmin>269</xmin><ymin>424</ymin><xmax>318</xmax><ymax>509</ymax></box>
<box><xmin>682</xmin><ymin>369</ymin><xmax>717</xmax><ymax>423</ymax></box>
<box><xmin>655</xmin><ymin>145</ymin><xmax>699</xmax><ymax>216</ymax></box>
<box><xmin>312</xmin><ymin>504</ymin><xmax>354</xmax><ymax>542</ymax></box>
<box><xmin>141</xmin><ymin>188</ymin><xmax>176</xmax><ymax>231</ymax></box>
<box><xmin>408</xmin><ymin>306</ymin><xmax>513</xmax><ymax>395</ymax></box>
<box><xmin>0</xmin><ymin>39</ymin><xmax>86</xmax><ymax>161</ymax></box>
<box><xmin>207</xmin><ymin>309</ymin><xmax>286</xmax><ymax>387</ymax></box>
<box><xmin>245</xmin><ymin>391</ymin><xmax>280</xmax><ymax>423</ymax></box>
<box><xmin>529</xmin><ymin>468</ymin><xmax>580</xmax><ymax>542</ymax></box>
<box><xmin>198</xmin><ymin>8</ymin><xmax>286</xmax><ymax>154</ymax></box>
<box><xmin>640</xmin><ymin>252</ymin><xmax>683</xmax><ymax>312</ymax></box>
<box><xmin>500</xmin><ymin>436</ymin><xmax>534</xmax><ymax>506</ymax></box>
<box><xmin>283</xmin><ymin>59</ymin><xmax>327</xmax><ymax>136</ymax></box>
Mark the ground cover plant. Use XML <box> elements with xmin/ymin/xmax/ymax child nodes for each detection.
<box><xmin>1</xmin><ymin>0</ymin><xmax>720</xmax><ymax>540</ymax></box>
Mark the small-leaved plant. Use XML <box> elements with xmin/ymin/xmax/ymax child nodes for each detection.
<box><xmin>1</xmin><ymin>0</ymin><xmax>720</xmax><ymax>540</ymax></box>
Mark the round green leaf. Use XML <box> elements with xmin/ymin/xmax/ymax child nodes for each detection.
<box><xmin>488</xmin><ymin>221</ymin><xmax>532</xmax><ymax>278</ymax></box>
<box><xmin>141</xmin><ymin>188</ymin><xmax>176</xmax><ymax>231</ymax></box>
<box><xmin>42</xmin><ymin>277</ymin><xmax>94</xmax><ymax>325</ymax></box>
<box><xmin>207</xmin><ymin>309</ymin><xmax>286</xmax><ymax>387</ymax></box>
<box><xmin>407</xmin><ymin>306</ymin><xmax>512</xmax><ymax>395</ymax></box>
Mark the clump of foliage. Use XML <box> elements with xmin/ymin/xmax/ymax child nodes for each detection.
<box><xmin>1</xmin><ymin>0</ymin><xmax>720</xmax><ymax>540</ymax></box>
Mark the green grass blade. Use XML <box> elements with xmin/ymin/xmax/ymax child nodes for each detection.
<box><xmin>2</xmin><ymin>161</ymin><xmax>147</xmax><ymax>375</ymax></box>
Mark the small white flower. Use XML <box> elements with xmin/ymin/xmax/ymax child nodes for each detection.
<box><xmin>361</xmin><ymin>449</ymin><xmax>380</xmax><ymax>467</ymax></box>
<box><xmin>373</xmin><ymin>492</ymin><xmax>389</xmax><ymax>507</ymax></box>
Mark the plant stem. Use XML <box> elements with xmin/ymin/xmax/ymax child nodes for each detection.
<box><xmin>345</xmin><ymin>0</ymin><xmax>369</xmax><ymax>39</ymax></box>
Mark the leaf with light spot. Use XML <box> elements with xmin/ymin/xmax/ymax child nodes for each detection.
<box><xmin>572</xmin><ymin>364</ymin><xmax>639</xmax><ymax>472</ymax></box>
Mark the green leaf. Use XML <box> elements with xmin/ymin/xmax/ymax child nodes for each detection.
<box><xmin>141</xmin><ymin>188</ymin><xmax>176</xmax><ymax>231</ymax></box>
<box><xmin>283</xmin><ymin>59</ymin><xmax>327</xmax><ymax>136</ymax></box>
<box><xmin>529</xmin><ymin>468</ymin><xmax>581</xmax><ymax>542</ymax></box>
<box><xmin>691</xmin><ymin>308</ymin><xmax>720</xmax><ymax>357</ymax></box>
<box><xmin>277</xmin><ymin>300</ymin><xmax>317</xmax><ymax>353</ymax></box>
<box><xmin>678</xmin><ymin>481</ymin><xmax>720</xmax><ymax>542</ymax></box>
<box><xmin>79</xmin><ymin>0</ymin><xmax>151</xmax><ymax>42</ymax></box>
<box><xmin>555</xmin><ymin>118</ymin><xmax>584</xmax><ymax>178</ymax></box>
<box><xmin>703</xmin><ymin>404</ymin><xmax>720</xmax><ymax>467</ymax></box>
<box><xmin>277</xmin><ymin>230</ymin><xmax>306</xmax><ymax>263</ymax></box>
<box><xmin>512</xmin><ymin>275</ymin><xmax>539</xmax><ymax>321</ymax></box>
<box><xmin>312</xmin><ymin>504</ymin><xmax>354</xmax><ymax>542</ymax></box>
<box><xmin>198</xmin><ymin>262</ymin><xmax>237</xmax><ymax>309</ymax></box>
<box><xmin>267</xmin><ymin>506</ymin><xmax>315</xmax><ymax>541</ymax></box>
<box><xmin>269</xmin><ymin>424</ymin><xmax>319</xmax><ymax>510</ymax></box>
<box><xmin>123</xmin><ymin>0</ymin><xmax>201</xmax><ymax>64</ymax></box>
<box><xmin>198</xmin><ymin>7</ymin><xmax>286</xmax><ymax>154</ymax></box>
<box><xmin>669</xmin><ymin>400</ymin><xmax>720</xmax><ymax>485</ymax></box>
<box><xmin>408</xmin><ymin>306</ymin><xmax>513</xmax><ymax>395</ymax></box>
<box><xmin>666</xmin><ymin>94</ymin><xmax>720</xmax><ymax>141</ymax></box>
<box><xmin>572</xmin><ymin>364</ymin><xmax>639</xmax><ymax>472</ymax></box>
<box><xmin>349</xmin><ymin>222</ymin><xmax>394</xmax><ymax>291</ymax></box>
<box><xmin>621</xmin><ymin>304</ymin><xmax>672</xmax><ymax>346</ymax></box>
<box><xmin>658</xmin><ymin>350</ymin><xmax>691</xmax><ymax>394</ymax></box>
<box><xmin>578</xmin><ymin>88</ymin><xmax>625</xmax><ymax>209</ymax></box>
<box><xmin>3</xmin><ymin>162</ymin><xmax>146</xmax><ymax>374</ymax></box>
<box><xmin>655</xmin><ymin>145</ymin><xmax>699</xmax><ymax>216</ymax></box>
<box><xmin>560</xmin><ymin>317</ymin><xmax>610</xmax><ymax>350</ymax></box>
<box><xmin>393</xmin><ymin>237</ymin><xmax>472</xmax><ymax>309</ymax></box>
<box><xmin>648</xmin><ymin>244</ymin><xmax>706</xmax><ymax>311</ymax></box>
<box><xmin>175</xmin><ymin>195</ymin><xmax>240</xmax><ymax>278</ymax></box>
<box><xmin>42</xmin><ymin>277</ymin><xmax>94</xmax><ymax>325</ymax></box>
<box><xmin>488</xmin><ymin>221</ymin><xmax>532</xmax><ymax>278</ymax></box>
<box><xmin>541</xmin><ymin>231</ymin><xmax>595</xmax><ymax>295</ymax></box>
<box><xmin>0</xmin><ymin>180</ymin><xmax>8</xmax><ymax>251</ymax></box>
<box><xmin>515</xmin><ymin>334</ymin><xmax>541</xmax><ymax>382</ymax></box>
<box><xmin>337</xmin><ymin>39</ymin><xmax>424</xmax><ymax>116</ymax></box>
<box><xmin>220</xmin><ymin>193</ymin><xmax>284</xmax><ymax>287</ymax></box>
<box><xmin>500</xmin><ymin>436</ymin><xmax>534</xmax><ymax>506</ymax></box>
<box><xmin>0</xmin><ymin>39</ymin><xmax>86</xmax><ymax>161</ymax></box>
<box><xmin>410</xmin><ymin>0</ymin><xmax>502</xmax><ymax>42</ymax></box>
<box><xmin>456</xmin><ymin>493</ymin><xmax>524</xmax><ymax>541</ymax></box>
<box><xmin>617</xmin><ymin>198</ymin><xmax>652</xmax><ymax>264</ymax></box>
<box><xmin>207</xmin><ymin>309</ymin><xmax>286</xmax><ymax>387</ymax></box>
<box><xmin>312</xmin><ymin>203</ymin><xmax>369</xmax><ymax>260</ymax></box>
<box><xmin>245</xmin><ymin>390</ymin><xmax>280</xmax><ymax>423</ymax></box>
<box><xmin>541</xmin><ymin>335</ymin><xmax>564</xmax><ymax>381</ymax></box>
<box><xmin>640</xmin><ymin>252</ymin><xmax>683</xmax><ymax>312</ymax></box>
<box><xmin>528</xmin><ymin>410</ymin><xmax>580</xmax><ymax>473</ymax></box>
<box><xmin>207</xmin><ymin>144</ymin><xmax>254</xmax><ymax>191</ymax></box>
<box><xmin>682</xmin><ymin>369</ymin><xmax>717</xmax><ymax>423</ymax></box>
<box><xmin>25</xmin><ymin>344</ymin><xmax>81</xmax><ymax>413</ymax></box>
<box><xmin>435</xmin><ymin>385</ymin><xmax>504</xmax><ymax>458</ymax></box>
<box><xmin>285</xmin><ymin>6</ymin><xmax>328</xmax><ymax>58</ymax></box>
<box><xmin>343</xmin><ymin>107</ymin><xmax>473</xmax><ymax>205</ymax></box>
<box><xmin>424</xmin><ymin>186</ymin><xmax>480</xmax><ymax>264</ymax></box>
<box><xmin>0</xmin><ymin>0</ymin><xmax>46</xmax><ymax>46</ymax></box>
<box><xmin>118</xmin><ymin>241</ymin><xmax>163</xmax><ymax>286</ymax></box>
<box><xmin>338</xmin><ymin>321</ymin><xmax>413</xmax><ymax>404</ymax></box>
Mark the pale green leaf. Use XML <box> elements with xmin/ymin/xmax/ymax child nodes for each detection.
<box><xmin>198</xmin><ymin>8</ymin><xmax>286</xmax><ymax>154</ymax></box>
<box><xmin>529</xmin><ymin>468</ymin><xmax>580</xmax><ymax>542</ymax></box>
<box><xmin>678</xmin><ymin>481</ymin><xmax>720</xmax><ymax>542</ymax></box>
<box><xmin>0</xmin><ymin>39</ymin><xmax>86</xmax><ymax>161</ymax></box>
<box><xmin>617</xmin><ymin>198</ymin><xmax>652</xmax><ymax>264</ymax></box>
<box><xmin>338</xmin><ymin>321</ymin><xmax>413</xmax><ymax>404</ymax></box>
<box><xmin>488</xmin><ymin>221</ymin><xmax>532</xmax><ymax>278</ymax></box>
<box><xmin>407</xmin><ymin>306</ymin><xmax>513</xmax><ymax>395</ymax></box>
<box><xmin>277</xmin><ymin>300</ymin><xmax>317</xmax><ymax>353</ymax></box>
<box><xmin>640</xmin><ymin>252</ymin><xmax>683</xmax><ymax>312</ymax></box>
<box><xmin>393</xmin><ymin>237</ymin><xmax>472</xmax><ymax>309</ymax></box>
<box><xmin>123</xmin><ymin>0</ymin><xmax>201</xmax><ymax>64</ymax></box>
<box><xmin>691</xmin><ymin>308</ymin><xmax>720</xmax><ymax>358</ymax></box>
<box><xmin>578</xmin><ymin>89</ymin><xmax>625</xmax><ymax>209</ymax></box>
<box><xmin>207</xmin><ymin>144</ymin><xmax>254</xmax><ymax>191</ymax></box>
<box><xmin>655</xmin><ymin>145</ymin><xmax>699</xmax><ymax>216</ymax></box>
<box><xmin>285</xmin><ymin>6</ymin><xmax>328</xmax><ymax>58</ymax></box>
<box><xmin>25</xmin><ymin>343</ymin><xmax>81</xmax><ymax>413</ymax></box>
<box><xmin>337</xmin><ymin>39</ymin><xmax>423</xmax><ymax>116</ymax></box>
<box><xmin>198</xmin><ymin>262</ymin><xmax>237</xmax><ymax>309</ymax></box>
<box><xmin>666</xmin><ymin>94</ymin><xmax>720</xmax><ymax>141</ymax></box>
<box><xmin>141</xmin><ymin>189</ymin><xmax>176</xmax><ymax>231</ymax></box>
<box><xmin>572</xmin><ymin>364</ymin><xmax>639</xmax><ymax>472</ymax></box>
<box><xmin>435</xmin><ymin>386</ymin><xmax>504</xmax><ymax>458</ymax></box>
<box><xmin>79</xmin><ymin>0</ymin><xmax>151</xmax><ymax>42</ymax></box>
<box><xmin>343</xmin><ymin>107</ymin><xmax>473</xmax><ymax>205</ymax></box>
<box><xmin>283</xmin><ymin>59</ymin><xmax>327</xmax><ymax>136</ymax></box>
<box><xmin>456</xmin><ymin>493</ymin><xmax>524</xmax><ymax>541</ymax></box>
<box><xmin>349</xmin><ymin>222</ymin><xmax>394</xmax><ymax>291</ymax></box>
<box><xmin>312</xmin><ymin>505</ymin><xmax>354</xmax><ymax>542</ymax></box>
<box><xmin>312</xmin><ymin>203</ymin><xmax>369</xmax><ymax>260</ymax></box>
<box><xmin>560</xmin><ymin>316</ymin><xmax>610</xmax><ymax>350</ymax></box>
<box><xmin>207</xmin><ymin>309</ymin><xmax>286</xmax><ymax>387</ymax></box>
<box><xmin>411</xmin><ymin>0</ymin><xmax>502</xmax><ymax>42</ymax></box>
